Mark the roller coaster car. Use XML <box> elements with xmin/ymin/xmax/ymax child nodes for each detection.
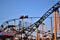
<box><xmin>4</xmin><ymin>25</ymin><xmax>16</xmax><ymax>30</ymax></box>
<box><xmin>19</xmin><ymin>16</ymin><xmax>28</xmax><ymax>19</ymax></box>
<box><xmin>7</xmin><ymin>25</ymin><xmax>15</xmax><ymax>28</ymax></box>
<box><xmin>0</xmin><ymin>32</ymin><xmax>15</xmax><ymax>40</ymax></box>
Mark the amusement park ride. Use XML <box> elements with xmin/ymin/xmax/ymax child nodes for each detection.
<box><xmin>0</xmin><ymin>1</ymin><xmax>60</xmax><ymax>40</ymax></box>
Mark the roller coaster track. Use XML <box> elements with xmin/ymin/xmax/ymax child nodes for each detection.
<box><xmin>1</xmin><ymin>18</ymin><xmax>20</xmax><ymax>30</ymax></box>
<box><xmin>26</xmin><ymin>1</ymin><xmax>60</xmax><ymax>35</ymax></box>
<box><xmin>0</xmin><ymin>1</ymin><xmax>60</xmax><ymax>35</ymax></box>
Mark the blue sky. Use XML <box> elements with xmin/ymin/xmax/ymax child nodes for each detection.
<box><xmin>0</xmin><ymin>0</ymin><xmax>60</xmax><ymax>28</ymax></box>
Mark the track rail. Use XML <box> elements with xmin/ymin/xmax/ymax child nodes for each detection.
<box><xmin>26</xmin><ymin>1</ymin><xmax>60</xmax><ymax>34</ymax></box>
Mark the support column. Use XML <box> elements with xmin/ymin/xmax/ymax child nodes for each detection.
<box><xmin>49</xmin><ymin>17</ymin><xmax>53</xmax><ymax>40</ymax></box>
<box><xmin>38</xmin><ymin>32</ymin><xmax>40</xmax><ymax>40</ymax></box>
<box><xmin>14</xmin><ymin>19</ymin><xmax>16</xmax><ymax>29</ymax></box>
<box><xmin>56</xmin><ymin>10</ymin><xmax>59</xmax><ymax>35</ymax></box>
<box><xmin>36</xmin><ymin>27</ymin><xmax>38</xmax><ymax>40</ymax></box>
<box><xmin>36</xmin><ymin>26</ymin><xmax>40</xmax><ymax>40</ymax></box>
<box><xmin>22</xmin><ymin>19</ymin><xmax>25</xmax><ymax>27</ymax></box>
<box><xmin>50</xmin><ymin>17</ymin><xmax>53</xmax><ymax>34</ymax></box>
<box><xmin>6</xmin><ymin>21</ymin><xmax>9</xmax><ymax>32</ymax></box>
<box><xmin>30</xmin><ymin>18</ymin><xmax>32</xmax><ymax>25</ymax></box>
<box><xmin>41</xmin><ymin>23</ymin><xmax>45</xmax><ymax>40</ymax></box>
<box><xmin>54</xmin><ymin>10</ymin><xmax>58</xmax><ymax>40</ymax></box>
<box><xmin>59</xmin><ymin>16</ymin><xmax>60</xmax><ymax>36</ymax></box>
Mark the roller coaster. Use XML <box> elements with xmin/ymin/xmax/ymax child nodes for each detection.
<box><xmin>0</xmin><ymin>1</ymin><xmax>60</xmax><ymax>40</ymax></box>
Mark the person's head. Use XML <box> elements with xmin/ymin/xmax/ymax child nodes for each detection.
<box><xmin>1</xmin><ymin>25</ymin><xmax>4</xmax><ymax>28</ymax></box>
